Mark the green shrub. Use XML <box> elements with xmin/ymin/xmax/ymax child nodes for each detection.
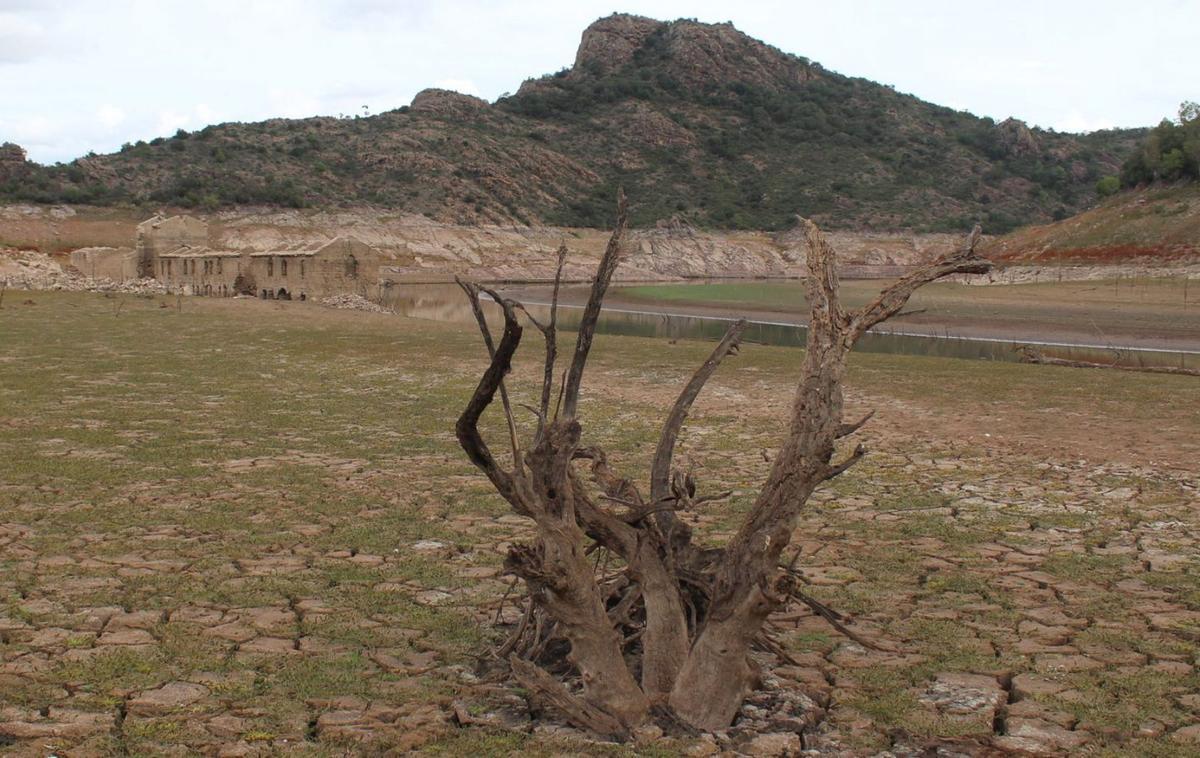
<box><xmin>1096</xmin><ymin>175</ymin><xmax>1120</xmax><ymax>197</ymax></box>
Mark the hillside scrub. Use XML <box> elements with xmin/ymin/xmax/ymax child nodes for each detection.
<box><xmin>0</xmin><ymin>15</ymin><xmax>1143</xmax><ymax>232</ymax></box>
<box><xmin>1121</xmin><ymin>102</ymin><xmax>1200</xmax><ymax>187</ymax></box>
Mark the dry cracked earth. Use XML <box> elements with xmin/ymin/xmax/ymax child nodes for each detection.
<box><xmin>1</xmin><ymin>293</ymin><xmax>1198</xmax><ymax>756</ymax></box>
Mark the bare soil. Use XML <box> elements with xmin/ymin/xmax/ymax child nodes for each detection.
<box><xmin>1</xmin><ymin>293</ymin><xmax>1197</xmax><ymax>756</ymax></box>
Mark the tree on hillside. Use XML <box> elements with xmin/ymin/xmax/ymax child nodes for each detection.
<box><xmin>1121</xmin><ymin>101</ymin><xmax>1200</xmax><ymax>187</ymax></box>
<box><xmin>453</xmin><ymin>192</ymin><xmax>989</xmax><ymax>735</ymax></box>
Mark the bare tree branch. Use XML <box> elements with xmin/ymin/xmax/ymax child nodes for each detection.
<box><xmin>825</xmin><ymin>443</ymin><xmax>866</xmax><ymax>480</ymax></box>
<box><xmin>510</xmin><ymin>656</ymin><xmax>628</xmax><ymax>739</ymax></box>
<box><xmin>456</xmin><ymin>278</ymin><xmax>524</xmax><ymax>476</ymax></box>
<box><xmin>538</xmin><ymin>244</ymin><xmax>568</xmax><ymax>439</ymax></box>
<box><xmin>787</xmin><ymin>588</ymin><xmax>881</xmax><ymax>651</ymax></box>
<box><xmin>562</xmin><ymin>190</ymin><xmax>628</xmax><ymax>420</ymax></box>
<box><xmin>800</xmin><ymin>217</ymin><xmax>848</xmax><ymax>339</ymax></box>
<box><xmin>850</xmin><ymin>225</ymin><xmax>988</xmax><ymax>340</ymax></box>
<box><xmin>454</xmin><ymin>288</ymin><xmax>524</xmax><ymax>510</ymax></box>
<box><xmin>836</xmin><ymin>410</ymin><xmax>875</xmax><ymax>439</ymax></box>
<box><xmin>650</xmin><ymin>319</ymin><xmax>748</xmax><ymax>508</ymax></box>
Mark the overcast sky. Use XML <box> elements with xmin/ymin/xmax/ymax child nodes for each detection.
<box><xmin>2</xmin><ymin>0</ymin><xmax>1195</xmax><ymax>164</ymax></box>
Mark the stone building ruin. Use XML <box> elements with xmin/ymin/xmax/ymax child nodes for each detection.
<box><xmin>137</xmin><ymin>215</ymin><xmax>394</xmax><ymax>300</ymax></box>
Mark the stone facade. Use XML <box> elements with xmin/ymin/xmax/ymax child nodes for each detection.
<box><xmin>137</xmin><ymin>215</ymin><xmax>209</xmax><ymax>278</ymax></box>
<box><xmin>138</xmin><ymin>215</ymin><xmax>394</xmax><ymax>300</ymax></box>
<box><xmin>69</xmin><ymin>247</ymin><xmax>140</xmax><ymax>280</ymax></box>
<box><xmin>155</xmin><ymin>245</ymin><xmax>244</xmax><ymax>297</ymax></box>
<box><xmin>247</xmin><ymin>237</ymin><xmax>392</xmax><ymax>301</ymax></box>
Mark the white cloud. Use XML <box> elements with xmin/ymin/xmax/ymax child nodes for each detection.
<box><xmin>96</xmin><ymin>104</ymin><xmax>126</xmax><ymax>130</ymax></box>
<box><xmin>1055</xmin><ymin>112</ymin><xmax>1118</xmax><ymax>135</ymax></box>
<box><xmin>433</xmin><ymin>78</ymin><xmax>482</xmax><ymax>98</ymax></box>
<box><xmin>194</xmin><ymin>104</ymin><xmax>219</xmax><ymax>125</ymax></box>
<box><xmin>0</xmin><ymin>113</ymin><xmax>56</xmax><ymax>143</ymax></box>
<box><xmin>154</xmin><ymin>110</ymin><xmax>192</xmax><ymax>136</ymax></box>
<box><xmin>267</xmin><ymin>89</ymin><xmax>323</xmax><ymax>120</ymax></box>
<box><xmin>0</xmin><ymin>11</ymin><xmax>43</xmax><ymax>63</ymax></box>
<box><xmin>2</xmin><ymin>0</ymin><xmax>1198</xmax><ymax>163</ymax></box>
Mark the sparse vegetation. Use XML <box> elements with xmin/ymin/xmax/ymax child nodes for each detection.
<box><xmin>1</xmin><ymin>292</ymin><xmax>1197</xmax><ymax>753</ymax></box>
<box><xmin>0</xmin><ymin>16</ymin><xmax>1143</xmax><ymax>231</ymax></box>
<box><xmin>1121</xmin><ymin>102</ymin><xmax>1200</xmax><ymax>188</ymax></box>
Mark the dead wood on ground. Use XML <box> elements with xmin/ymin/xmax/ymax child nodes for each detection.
<box><xmin>454</xmin><ymin>192</ymin><xmax>991</xmax><ymax>735</ymax></box>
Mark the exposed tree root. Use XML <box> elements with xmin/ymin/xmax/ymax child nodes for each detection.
<box><xmin>453</xmin><ymin>192</ymin><xmax>990</xmax><ymax>735</ymax></box>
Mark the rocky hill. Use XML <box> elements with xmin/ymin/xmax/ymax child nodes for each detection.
<box><xmin>0</xmin><ymin>14</ymin><xmax>1143</xmax><ymax>233</ymax></box>
<box><xmin>984</xmin><ymin>183</ymin><xmax>1200</xmax><ymax>265</ymax></box>
<box><xmin>2</xmin><ymin>203</ymin><xmax>971</xmax><ymax>283</ymax></box>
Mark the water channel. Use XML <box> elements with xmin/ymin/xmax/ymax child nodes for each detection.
<box><xmin>379</xmin><ymin>282</ymin><xmax>1199</xmax><ymax>371</ymax></box>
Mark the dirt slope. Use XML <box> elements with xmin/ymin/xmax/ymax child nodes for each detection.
<box><xmin>984</xmin><ymin>184</ymin><xmax>1200</xmax><ymax>264</ymax></box>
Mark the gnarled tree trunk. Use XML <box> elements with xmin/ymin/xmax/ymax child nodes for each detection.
<box><xmin>454</xmin><ymin>193</ymin><xmax>990</xmax><ymax>735</ymax></box>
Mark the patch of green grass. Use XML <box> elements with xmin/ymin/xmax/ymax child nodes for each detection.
<box><xmin>1041</xmin><ymin>551</ymin><xmax>1130</xmax><ymax>583</ymax></box>
<box><xmin>268</xmin><ymin>653</ymin><xmax>376</xmax><ymax>701</ymax></box>
<box><xmin>1049</xmin><ymin>667</ymin><xmax>1199</xmax><ymax>736</ymax></box>
<box><xmin>53</xmin><ymin>648</ymin><xmax>163</xmax><ymax>703</ymax></box>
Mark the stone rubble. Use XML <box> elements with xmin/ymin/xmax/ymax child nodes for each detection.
<box><xmin>0</xmin><ymin>248</ymin><xmax>168</xmax><ymax>295</ymax></box>
<box><xmin>318</xmin><ymin>293</ymin><xmax>391</xmax><ymax>313</ymax></box>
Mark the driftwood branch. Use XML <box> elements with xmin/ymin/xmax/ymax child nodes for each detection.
<box><xmin>837</xmin><ymin>410</ymin><xmax>875</xmax><ymax>439</ymax></box>
<box><xmin>851</xmin><ymin>225</ymin><xmax>988</xmax><ymax>339</ymax></box>
<box><xmin>562</xmin><ymin>190</ymin><xmax>627</xmax><ymax>420</ymax></box>
<box><xmin>454</xmin><ymin>197</ymin><xmax>986</xmax><ymax>736</ymax></box>
<box><xmin>454</xmin><ymin>286</ymin><xmax>523</xmax><ymax>509</ymax></box>
<box><xmin>456</xmin><ymin>278</ymin><xmax>524</xmax><ymax>476</ymax></box>
<box><xmin>510</xmin><ymin>656</ymin><xmax>628</xmax><ymax>739</ymax></box>
<box><xmin>1017</xmin><ymin>345</ymin><xmax>1200</xmax><ymax>376</ymax></box>
<box><xmin>539</xmin><ymin>244</ymin><xmax>568</xmax><ymax>435</ymax></box>
<box><xmin>651</xmin><ymin>319</ymin><xmax>748</xmax><ymax>508</ymax></box>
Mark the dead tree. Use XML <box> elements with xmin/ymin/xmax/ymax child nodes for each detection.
<box><xmin>455</xmin><ymin>191</ymin><xmax>990</xmax><ymax>736</ymax></box>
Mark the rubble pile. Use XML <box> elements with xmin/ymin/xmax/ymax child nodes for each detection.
<box><xmin>0</xmin><ymin>249</ymin><xmax>167</xmax><ymax>295</ymax></box>
<box><xmin>319</xmin><ymin>294</ymin><xmax>392</xmax><ymax>313</ymax></box>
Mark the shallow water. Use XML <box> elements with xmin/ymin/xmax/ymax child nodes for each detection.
<box><xmin>380</xmin><ymin>283</ymin><xmax>1199</xmax><ymax>371</ymax></box>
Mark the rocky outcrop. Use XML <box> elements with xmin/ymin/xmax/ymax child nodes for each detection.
<box><xmin>209</xmin><ymin>207</ymin><xmax>962</xmax><ymax>282</ymax></box>
<box><xmin>997</xmin><ymin>118</ymin><xmax>1040</xmax><ymax>157</ymax></box>
<box><xmin>651</xmin><ymin>19</ymin><xmax>818</xmax><ymax>92</ymax></box>
<box><xmin>1</xmin><ymin>204</ymin><xmax>980</xmax><ymax>285</ymax></box>
<box><xmin>567</xmin><ymin>14</ymin><xmax>817</xmax><ymax>93</ymax></box>
<box><xmin>572</xmin><ymin>13</ymin><xmax>662</xmax><ymax>76</ymax></box>
<box><xmin>0</xmin><ymin>143</ymin><xmax>31</xmax><ymax>182</ymax></box>
<box><xmin>408</xmin><ymin>88</ymin><xmax>490</xmax><ymax>118</ymax></box>
<box><xmin>0</xmin><ymin>17</ymin><xmax>1137</xmax><ymax>231</ymax></box>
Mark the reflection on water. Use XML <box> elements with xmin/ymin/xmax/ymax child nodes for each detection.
<box><xmin>380</xmin><ymin>284</ymin><xmax>1197</xmax><ymax>371</ymax></box>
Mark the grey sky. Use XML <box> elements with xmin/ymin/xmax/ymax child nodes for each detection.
<box><xmin>1</xmin><ymin>0</ymin><xmax>1195</xmax><ymax>164</ymax></box>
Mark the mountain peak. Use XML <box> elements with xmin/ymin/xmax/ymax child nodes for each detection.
<box><xmin>573</xmin><ymin>13</ymin><xmax>664</xmax><ymax>76</ymax></box>
<box><xmin>0</xmin><ymin>15</ymin><xmax>1142</xmax><ymax>232</ymax></box>
<box><xmin>568</xmin><ymin>14</ymin><xmax>817</xmax><ymax>93</ymax></box>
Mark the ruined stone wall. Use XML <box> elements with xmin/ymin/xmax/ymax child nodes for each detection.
<box><xmin>249</xmin><ymin>238</ymin><xmax>392</xmax><ymax>301</ymax></box>
<box><xmin>138</xmin><ymin>215</ymin><xmax>210</xmax><ymax>277</ymax></box>
<box><xmin>155</xmin><ymin>254</ymin><xmax>244</xmax><ymax>296</ymax></box>
<box><xmin>68</xmin><ymin>247</ymin><xmax>139</xmax><ymax>281</ymax></box>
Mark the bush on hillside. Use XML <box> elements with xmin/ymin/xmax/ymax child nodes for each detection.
<box><xmin>1096</xmin><ymin>175</ymin><xmax>1120</xmax><ymax>197</ymax></box>
<box><xmin>1121</xmin><ymin>102</ymin><xmax>1200</xmax><ymax>187</ymax></box>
